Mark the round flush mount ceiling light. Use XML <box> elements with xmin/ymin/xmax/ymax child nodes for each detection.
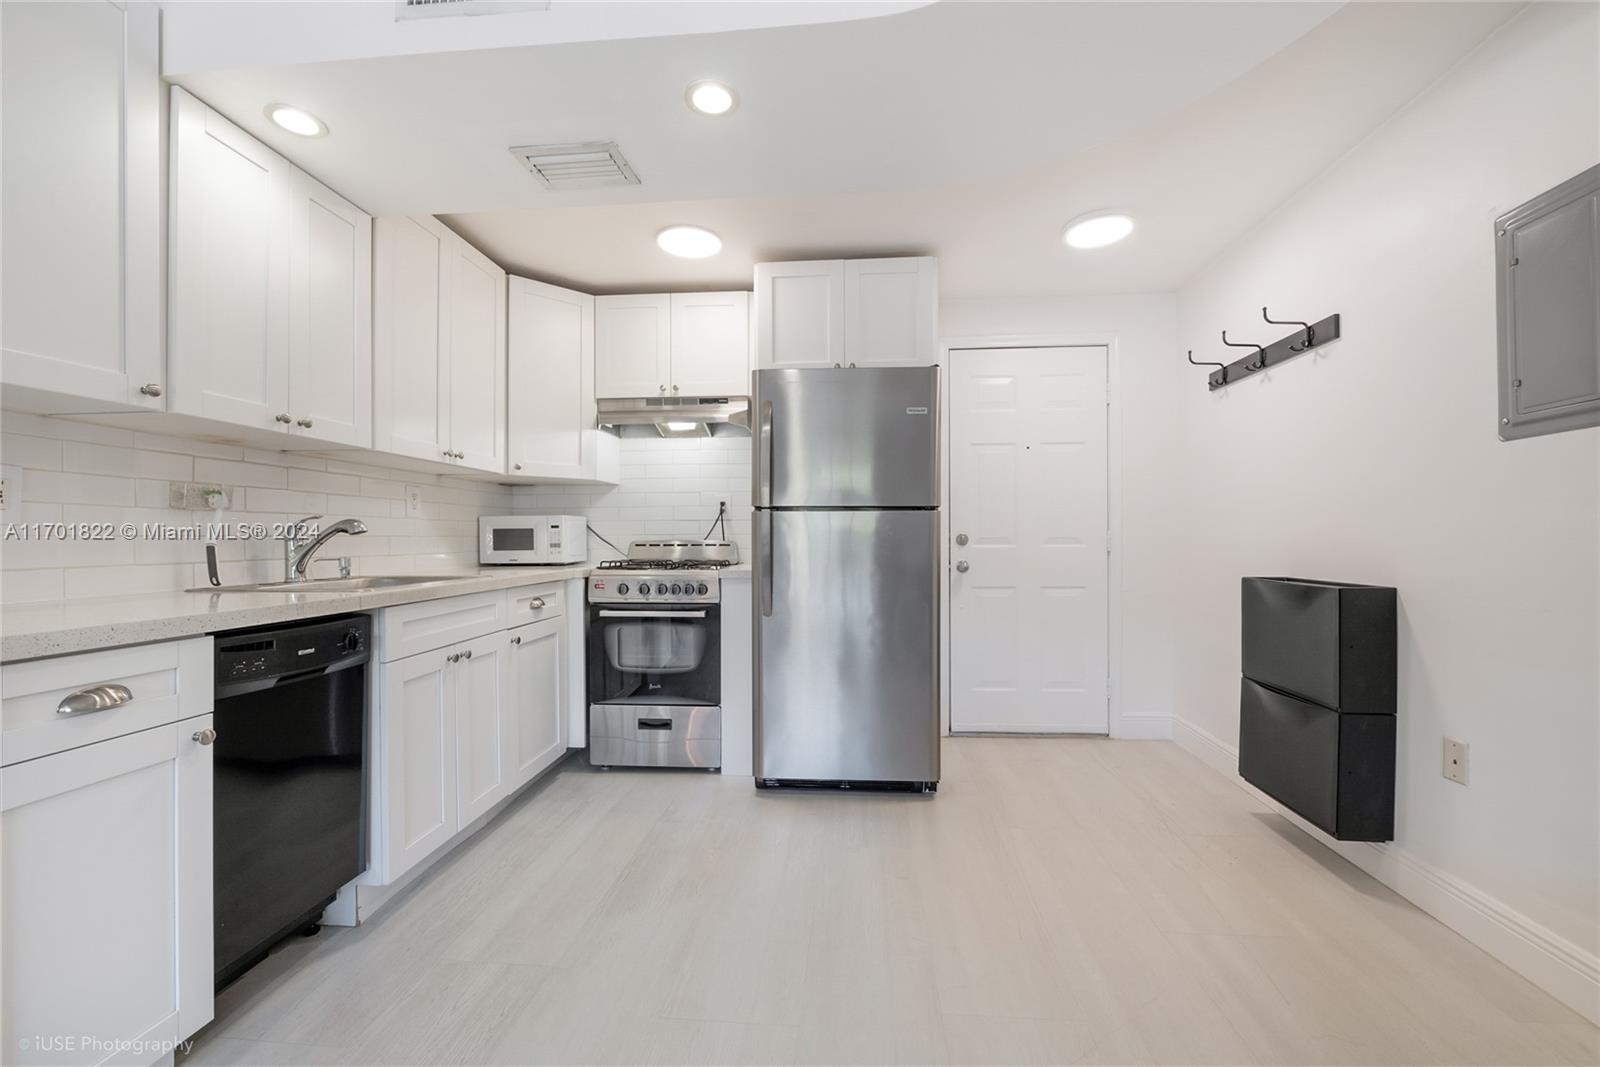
<box><xmin>685</xmin><ymin>80</ymin><xmax>738</xmax><ymax>116</ymax></box>
<box><xmin>1063</xmin><ymin>212</ymin><xmax>1134</xmax><ymax>249</ymax></box>
<box><xmin>265</xmin><ymin>104</ymin><xmax>328</xmax><ymax>138</ymax></box>
<box><xmin>656</xmin><ymin>225</ymin><xmax>722</xmax><ymax>259</ymax></box>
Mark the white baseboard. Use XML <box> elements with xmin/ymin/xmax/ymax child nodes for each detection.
<box><xmin>1112</xmin><ymin>711</ymin><xmax>1172</xmax><ymax>740</ymax></box>
<box><xmin>1171</xmin><ymin>716</ymin><xmax>1600</xmax><ymax>1026</ymax></box>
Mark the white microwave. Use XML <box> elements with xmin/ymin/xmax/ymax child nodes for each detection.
<box><xmin>479</xmin><ymin>515</ymin><xmax>587</xmax><ymax>565</ymax></box>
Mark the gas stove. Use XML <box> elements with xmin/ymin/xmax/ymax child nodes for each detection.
<box><xmin>587</xmin><ymin>541</ymin><xmax>739</xmax><ymax>605</ymax></box>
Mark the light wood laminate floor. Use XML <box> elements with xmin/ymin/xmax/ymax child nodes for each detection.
<box><xmin>185</xmin><ymin>739</ymin><xmax>1598</xmax><ymax>1066</ymax></box>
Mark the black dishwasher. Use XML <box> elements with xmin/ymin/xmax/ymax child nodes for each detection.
<box><xmin>213</xmin><ymin>614</ymin><xmax>370</xmax><ymax>989</ymax></box>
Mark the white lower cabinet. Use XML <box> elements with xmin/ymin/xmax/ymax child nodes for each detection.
<box><xmin>1</xmin><ymin>637</ymin><xmax>214</xmax><ymax>1067</ymax></box>
<box><xmin>372</xmin><ymin>586</ymin><xmax>568</xmax><ymax>886</ymax></box>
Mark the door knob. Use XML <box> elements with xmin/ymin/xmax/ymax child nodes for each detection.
<box><xmin>192</xmin><ymin>728</ymin><xmax>217</xmax><ymax>745</ymax></box>
<box><xmin>956</xmin><ymin>560</ymin><xmax>969</xmax><ymax>573</ymax></box>
<box><xmin>955</xmin><ymin>533</ymin><xmax>968</xmax><ymax>546</ymax></box>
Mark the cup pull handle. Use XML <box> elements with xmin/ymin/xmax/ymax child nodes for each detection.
<box><xmin>57</xmin><ymin>684</ymin><xmax>133</xmax><ymax>716</ymax></box>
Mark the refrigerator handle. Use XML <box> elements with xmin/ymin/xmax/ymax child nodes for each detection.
<box><xmin>758</xmin><ymin>510</ymin><xmax>774</xmax><ymax>617</ymax></box>
<box><xmin>757</xmin><ymin>399</ymin><xmax>773</xmax><ymax>508</ymax></box>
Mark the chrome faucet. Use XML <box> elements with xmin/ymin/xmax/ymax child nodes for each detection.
<box><xmin>283</xmin><ymin>515</ymin><xmax>368</xmax><ymax>581</ymax></box>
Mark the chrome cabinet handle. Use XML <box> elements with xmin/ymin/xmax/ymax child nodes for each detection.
<box><xmin>529</xmin><ymin>597</ymin><xmax>545</xmax><ymax>610</ymax></box>
<box><xmin>275</xmin><ymin>413</ymin><xmax>293</xmax><ymax>424</ymax></box>
<box><xmin>447</xmin><ymin>653</ymin><xmax>460</xmax><ymax>663</ymax></box>
<box><xmin>956</xmin><ymin>560</ymin><xmax>969</xmax><ymax>573</ymax></box>
<box><xmin>672</xmin><ymin>384</ymin><xmax>680</xmax><ymax>393</ymax></box>
<box><xmin>659</xmin><ymin>384</ymin><xmax>667</xmax><ymax>393</ymax></box>
<box><xmin>511</xmin><ymin>636</ymin><xmax>522</xmax><ymax>645</ymax></box>
<box><xmin>955</xmin><ymin>533</ymin><xmax>968</xmax><ymax>546</ymax></box>
<box><xmin>139</xmin><ymin>383</ymin><xmax>162</xmax><ymax>397</ymax></box>
<box><xmin>296</xmin><ymin>417</ymin><xmax>313</xmax><ymax>428</ymax></box>
<box><xmin>193</xmin><ymin>728</ymin><xmax>217</xmax><ymax>745</ymax></box>
<box><xmin>57</xmin><ymin>684</ymin><xmax>133</xmax><ymax>716</ymax></box>
<box><xmin>513</xmin><ymin>463</ymin><xmax>523</xmax><ymax>471</ymax></box>
<box><xmin>462</xmin><ymin>649</ymin><xmax>472</xmax><ymax>659</ymax></box>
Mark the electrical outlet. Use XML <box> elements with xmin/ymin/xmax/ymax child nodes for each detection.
<box><xmin>1443</xmin><ymin>738</ymin><xmax>1469</xmax><ymax>786</ymax></box>
<box><xmin>404</xmin><ymin>485</ymin><xmax>423</xmax><ymax>518</ymax></box>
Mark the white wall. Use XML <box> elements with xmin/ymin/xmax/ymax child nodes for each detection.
<box><xmin>0</xmin><ymin>411</ymin><xmax>513</xmax><ymax>600</ymax></box>
<box><xmin>1170</xmin><ymin>1</ymin><xmax>1599</xmax><ymax>1014</ymax></box>
<box><xmin>512</xmin><ymin>434</ymin><xmax>751</xmax><ymax>562</ymax></box>
<box><xmin>941</xmin><ymin>293</ymin><xmax>1181</xmax><ymax>735</ymax></box>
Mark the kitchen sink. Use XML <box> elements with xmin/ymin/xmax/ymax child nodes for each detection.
<box><xmin>188</xmin><ymin>575</ymin><xmax>466</xmax><ymax>594</ymax></box>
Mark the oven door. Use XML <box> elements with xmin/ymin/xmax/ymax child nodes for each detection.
<box><xmin>588</xmin><ymin>605</ymin><xmax>721</xmax><ymax>706</ymax></box>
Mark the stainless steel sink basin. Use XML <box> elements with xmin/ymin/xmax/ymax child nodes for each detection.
<box><xmin>188</xmin><ymin>575</ymin><xmax>465</xmax><ymax>594</ymax></box>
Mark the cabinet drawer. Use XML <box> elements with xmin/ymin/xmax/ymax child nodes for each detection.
<box><xmin>1</xmin><ymin>637</ymin><xmax>212</xmax><ymax>766</ymax></box>
<box><xmin>1241</xmin><ymin>577</ymin><xmax>1396</xmax><ymax>714</ymax></box>
<box><xmin>380</xmin><ymin>591</ymin><xmax>506</xmax><ymax>662</ymax></box>
<box><xmin>507</xmin><ymin>584</ymin><xmax>564</xmax><ymax>623</ymax></box>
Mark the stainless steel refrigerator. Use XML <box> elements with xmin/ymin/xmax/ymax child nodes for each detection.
<box><xmin>752</xmin><ymin>366</ymin><xmax>940</xmax><ymax>789</ymax></box>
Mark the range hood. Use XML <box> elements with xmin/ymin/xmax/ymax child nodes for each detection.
<box><xmin>595</xmin><ymin>395</ymin><xmax>750</xmax><ymax>437</ymax></box>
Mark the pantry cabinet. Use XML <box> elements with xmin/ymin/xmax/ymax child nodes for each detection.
<box><xmin>373</xmin><ymin>215</ymin><xmax>507</xmax><ymax>473</ymax></box>
<box><xmin>169</xmin><ymin>87</ymin><xmax>373</xmax><ymax>447</ymax></box>
<box><xmin>508</xmin><ymin>277</ymin><xmax>596</xmax><ymax>479</ymax></box>
<box><xmin>595</xmin><ymin>291</ymin><xmax>750</xmax><ymax>398</ymax></box>
<box><xmin>755</xmin><ymin>256</ymin><xmax>937</xmax><ymax>370</ymax></box>
<box><xmin>0</xmin><ymin>0</ymin><xmax>164</xmax><ymax>413</ymax></box>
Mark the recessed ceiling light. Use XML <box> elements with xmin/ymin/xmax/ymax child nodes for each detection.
<box><xmin>656</xmin><ymin>225</ymin><xmax>722</xmax><ymax>259</ymax></box>
<box><xmin>265</xmin><ymin>104</ymin><xmax>328</xmax><ymax>138</ymax></box>
<box><xmin>685</xmin><ymin>80</ymin><xmax>738</xmax><ymax>116</ymax></box>
<box><xmin>1063</xmin><ymin>212</ymin><xmax>1134</xmax><ymax>249</ymax></box>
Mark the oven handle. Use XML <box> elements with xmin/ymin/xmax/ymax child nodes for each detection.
<box><xmin>597</xmin><ymin>609</ymin><xmax>708</xmax><ymax>619</ymax></box>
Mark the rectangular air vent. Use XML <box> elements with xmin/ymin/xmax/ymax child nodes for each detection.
<box><xmin>510</xmin><ymin>142</ymin><xmax>641</xmax><ymax>189</ymax></box>
<box><xmin>397</xmin><ymin>0</ymin><xmax>548</xmax><ymax>20</ymax></box>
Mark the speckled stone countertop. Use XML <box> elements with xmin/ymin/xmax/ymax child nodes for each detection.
<box><xmin>1</xmin><ymin>563</ymin><xmax>752</xmax><ymax>663</ymax></box>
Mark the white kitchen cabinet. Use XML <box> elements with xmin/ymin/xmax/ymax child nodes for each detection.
<box><xmin>373</xmin><ymin>215</ymin><xmax>506</xmax><ymax>473</ymax></box>
<box><xmin>754</xmin><ymin>260</ymin><xmax>845</xmax><ymax>370</ymax></box>
<box><xmin>844</xmin><ymin>257</ymin><xmax>938</xmax><ymax>368</ymax></box>
<box><xmin>670</xmin><ymin>291</ymin><xmax>751</xmax><ymax>396</ymax></box>
<box><xmin>509</xmin><ymin>277</ymin><xmax>597</xmax><ymax>479</ymax></box>
<box><xmin>0</xmin><ymin>0</ymin><xmax>163</xmax><ymax>414</ymax></box>
<box><xmin>595</xmin><ymin>294</ymin><xmax>672</xmax><ymax>398</ymax></box>
<box><xmin>756</xmin><ymin>257</ymin><xmax>938</xmax><ymax>369</ymax></box>
<box><xmin>287</xmin><ymin>169</ymin><xmax>373</xmax><ymax>448</ymax></box>
<box><xmin>455</xmin><ymin>631</ymin><xmax>509</xmax><ymax>827</ymax></box>
<box><xmin>506</xmin><ymin>616</ymin><xmax>566</xmax><ymax>790</ymax></box>
<box><xmin>379</xmin><ymin>648</ymin><xmax>457</xmax><ymax>883</ymax></box>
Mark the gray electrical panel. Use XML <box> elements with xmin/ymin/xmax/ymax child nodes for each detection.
<box><xmin>1496</xmin><ymin>164</ymin><xmax>1600</xmax><ymax>441</ymax></box>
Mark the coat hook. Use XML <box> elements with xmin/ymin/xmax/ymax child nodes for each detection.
<box><xmin>1186</xmin><ymin>349</ymin><xmax>1227</xmax><ymax>386</ymax></box>
<box><xmin>1222</xmin><ymin>330</ymin><xmax>1266</xmax><ymax>371</ymax></box>
<box><xmin>1262</xmin><ymin>306</ymin><xmax>1314</xmax><ymax>351</ymax></box>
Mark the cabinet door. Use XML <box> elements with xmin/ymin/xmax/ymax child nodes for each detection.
<box><xmin>287</xmin><ymin>169</ymin><xmax>372</xmax><ymax>448</ymax></box>
<box><xmin>373</xmin><ymin>215</ymin><xmax>450</xmax><ymax>463</ymax></box>
<box><xmin>844</xmin><ymin>257</ymin><xmax>938</xmax><ymax>367</ymax></box>
<box><xmin>670</xmin><ymin>291</ymin><xmax>751</xmax><ymax>396</ymax></box>
<box><xmin>1</xmin><ymin>716</ymin><xmax>214</xmax><ymax>1063</ymax></box>
<box><xmin>381</xmin><ymin>650</ymin><xmax>457</xmax><ymax>883</ymax></box>
<box><xmin>0</xmin><ymin>0</ymin><xmax>162</xmax><ymax>411</ymax></box>
<box><xmin>505</xmin><ymin>617</ymin><xmax>566</xmax><ymax>790</ymax></box>
<box><xmin>455</xmin><ymin>633</ymin><xmax>508</xmax><ymax>827</ymax></box>
<box><xmin>595</xmin><ymin>294</ymin><xmax>672</xmax><ymax>397</ymax></box>
<box><xmin>754</xmin><ymin>261</ymin><xmax>844</xmax><ymax>369</ymax></box>
<box><xmin>509</xmin><ymin>277</ymin><xmax>594</xmax><ymax>479</ymax></box>
<box><xmin>445</xmin><ymin>233</ymin><xmax>508</xmax><ymax>472</ymax></box>
<box><xmin>169</xmin><ymin>87</ymin><xmax>292</xmax><ymax>432</ymax></box>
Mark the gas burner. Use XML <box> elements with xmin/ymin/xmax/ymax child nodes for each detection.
<box><xmin>594</xmin><ymin>558</ymin><xmax>733</xmax><ymax>572</ymax></box>
<box><xmin>595</xmin><ymin>540</ymin><xmax>740</xmax><ymax>570</ymax></box>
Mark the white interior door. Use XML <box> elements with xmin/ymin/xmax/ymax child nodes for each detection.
<box><xmin>949</xmin><ymin>346</ymin><xmax>1109</xmax><ymax>734</ymax></box>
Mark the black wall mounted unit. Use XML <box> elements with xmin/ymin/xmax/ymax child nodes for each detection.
<box><xmin>1238</xmin><ymin>577</ymin><xmax>1397</xmax><ymax>842</ymax></box>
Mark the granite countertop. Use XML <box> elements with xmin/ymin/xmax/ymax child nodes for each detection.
<box><xmin>1</xmin><ymin>562</ymin><xmax>752</xmax><ymax>663</ymax></box>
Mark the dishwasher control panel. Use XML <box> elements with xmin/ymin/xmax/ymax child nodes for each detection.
<box><xmin>215</xmin><ymin>614</ymin><xmax>371</xmax><ymax>690</ymax></box>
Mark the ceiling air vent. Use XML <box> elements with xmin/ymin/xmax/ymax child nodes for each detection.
<box><xmin>509</xmin><ymin>142</ymin><xmax>641</xmax><ymax>190</ymax></box>
<box><xmin>396</xmin><ymin>0</ymin><xmax>549</xmax><ymax>20</ymax></box>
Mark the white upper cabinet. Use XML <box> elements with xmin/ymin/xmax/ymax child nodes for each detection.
<box><xmin>595</xmin><ymin>294</ymin><xmax>671</xmax><ymax>397</ymax></box>
<box><xmin>374</xmin><ymin>216</ymin><xmax>506</xmax><ymax>473</ymax></box>
<box><xmin>595</xmin><ymin>291</ymin><xmax>750</xmax><ymax>398</ymax></box>
<box><xmin>0</xmin><ymin>0</ymin><xmax>163</xmax><ymax>413</ymax></box>
<box><xmin>170</xmin><ymin>87</ymin><xmax>373</xmax><ymax>447</ymax></box>
<box><xmin>670</xmin><ymin>291</ymin><xmax>751</xmax><ymax>396</ymax></box>
<box><xmin>756</xmin><ymin>257</ymin><xmax>938</xmax><ymax>369</ymax></box>
<box><xmin>287</xmin><ymin>170</ymin><xmax>372</xmax><ymax>448</ymax></box>
<box><xmin>754</xmin><ymin>260</ymin><xmax>845</xmax><ymax>370</ymax></box>
<box><xmin>844</xmin><ymin>257</ymin><xmax>938</xmax><ymax>368</ymax></box>
<box><xmin>509</xmin><ymin>277</ymin><xmax>595</xmax><ymax>480</ymax></box>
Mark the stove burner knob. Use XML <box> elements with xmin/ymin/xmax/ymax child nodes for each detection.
<box><xmin>656</xmin><ymin>582</ymin><xmax>668</xmax><ymax>596</ymax></box>
<box><xmin>697</xmin><ymin>582</ymin><xmax>709</xmax><ymax>596</ymax></box>
<box><xmin>670</xmin><ymin>583</ymin><xmax>682</xmax><ymax>595</ymax></box>
<box><xmin>640</xmin><ymin>586</ymin><xmax>651</xmax><ymax>597</ymax></box>
<box><xmin>617</xmin><ymin>582</ymin><xmax>629</xmax><ymax>596</ymax></box>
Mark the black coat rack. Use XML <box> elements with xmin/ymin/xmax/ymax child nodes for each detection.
<box><xmin>1188</xmin><ymin>307</ymin><xmax>1341</xmax><ymax>391</ymax></box>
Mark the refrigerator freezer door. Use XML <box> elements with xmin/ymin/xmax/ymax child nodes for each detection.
<box><xmin>755</xmin><ymin>367</ymin><xmax>939</xmax><ymax>509</ymax></box>
<box><xmin>755</xmin><ymin>509</ymin><xmax>939</xmax><ymax>783</ymax></box>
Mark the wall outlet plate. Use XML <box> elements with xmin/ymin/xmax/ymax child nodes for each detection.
<box><xmin>1443</xmin><ymin>738</ymin><xmax>1469</xmax><ymax>786</ymax></box>
<box><xmin>405</xmin><ymin>485</ymin><xmax>423</xmax><ymax>518</ymax></box>
<box><xmin>169</xmin><ymin>482</ymin><xmax>233</xmax><ymax>511</ymax></box>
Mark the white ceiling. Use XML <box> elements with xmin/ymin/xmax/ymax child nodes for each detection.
<box><xmin>175</xmin><ymin>1</ymin><xmax>1524</xmax><ymax>297</ymax></box>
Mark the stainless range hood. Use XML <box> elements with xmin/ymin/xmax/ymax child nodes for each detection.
<box><xmin>595</xmin><ymin>395</ymin><xmax>750</xmax><ymax>437</ymax></box>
